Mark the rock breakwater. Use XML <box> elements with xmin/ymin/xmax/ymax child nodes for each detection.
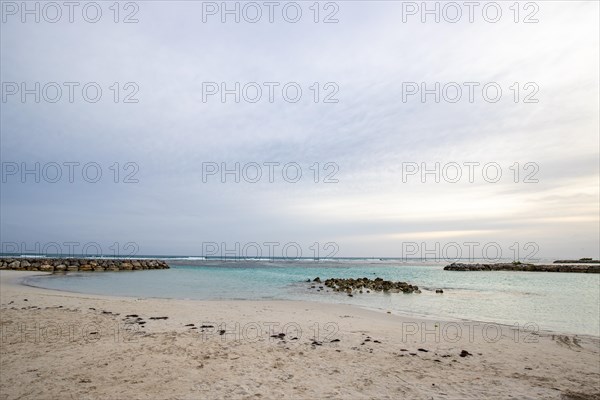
<box><xmin>0</xmin><ymin>258</ymin><xmax>169</xmax><ymax>272</ymax></box>
<box><xmin>444</xmin><ymin>262</ymin><xmax>599</xmax><ymax>273</ymax></box>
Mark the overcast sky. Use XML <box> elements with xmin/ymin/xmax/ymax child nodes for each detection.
<box><xmin>1</xmin><ymin>1</ymin><xmax>598</xmax><ymax>259</ymax></box>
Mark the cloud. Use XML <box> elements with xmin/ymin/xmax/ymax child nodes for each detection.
<box><xmin>1</xmin><ymin>1</ymin><xmax>598</xmax><ymax>258</ymax></box>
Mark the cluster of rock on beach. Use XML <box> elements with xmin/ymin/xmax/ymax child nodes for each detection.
<box><xmin>309</xmin><ymin>277</ymin><xmax>421</xmax><ymax>295</ymax></box>
<box><xmin>0</xmin><ymin>258</ymin><xmax>170</xmax><ymax>272</ymax></box>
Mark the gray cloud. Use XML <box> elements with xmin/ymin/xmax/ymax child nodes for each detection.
<box><xmin>1</xmin><ymin>1</ymin><xmax>598</xmax><ymax>258</ymax></box>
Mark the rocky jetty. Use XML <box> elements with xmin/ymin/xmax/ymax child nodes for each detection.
<box><xmin>0</xmin><ymin>258</ymin><xmax>169</xmax><ymax>272</ymax></box>
<box><xmin>553</xmin><ymin>258</ymin><xmax>599</xmax><ymax>264</ymax></box>
<box><xmin>444</xmin><ymin>262</ymin><xmax>599</xmax><ymax>273</ymax></box>
<box><xmin>317</xmin><ymin>277</ymin><xmax>420</xmax><ymax>294</ymax></box>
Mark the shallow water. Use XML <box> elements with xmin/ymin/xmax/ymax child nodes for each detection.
<box><xmin>23</xmin><ymin>260</ymin><xmax>600</xmax><ymax>336</ymax></box>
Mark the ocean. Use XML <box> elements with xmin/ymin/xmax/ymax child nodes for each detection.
<box><xmin>20</xmin><ymin>258</ymin><xmax>600</xmax><ymax>336</ymax></box>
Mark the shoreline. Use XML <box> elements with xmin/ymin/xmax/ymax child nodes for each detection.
<box><xmin>2</xmin><ymin>270</ymin><xmax>600</xmax><ymax>399</ymax></box>
<box><xmin>17</xmin><ymin>271</ymin><xmax>599</xmax><ymax>339</ymax></box>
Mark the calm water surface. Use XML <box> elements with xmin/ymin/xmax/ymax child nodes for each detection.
<box><xmin>23</xmin><ymin>260</ymin><xmax>600</xmax><ymax>336</ymax></box>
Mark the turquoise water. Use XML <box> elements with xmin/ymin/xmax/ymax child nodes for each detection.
<box><xmin>23</xmin><ymin>260</ymin><xmax>600</xmax><ymax>336</ymax></box>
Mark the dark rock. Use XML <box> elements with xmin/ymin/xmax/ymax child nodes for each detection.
<box><xmin>315</xmin><ymin>277</ymin><xmax>420</xmax><ymax>294</ymax></box>
<box><xmin>459</xmin><ymin>350</ymin><xmax>472</xmax><ymax>357</ymax></box>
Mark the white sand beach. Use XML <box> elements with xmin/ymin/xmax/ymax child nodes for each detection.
<box><xmin>1</xmin><ymin>270</ymin><xmax>599</xmax><ymax>400</ymax></box>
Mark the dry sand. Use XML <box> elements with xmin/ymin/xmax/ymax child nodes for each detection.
<box><xmin>1</xmin><ymin>270</ymin><xmax>599</xmax><ymax>399</ymax></box>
